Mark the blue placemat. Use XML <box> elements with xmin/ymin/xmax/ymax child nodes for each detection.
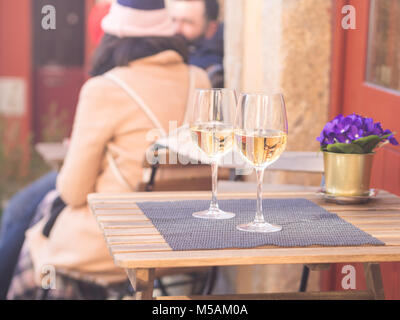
<box><xmin>137</xmin><ymin>198</ymin><xmax>384</xmax><ymax>250</ymax></box>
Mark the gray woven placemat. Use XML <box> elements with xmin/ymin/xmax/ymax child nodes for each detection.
<box><xmin>137</xmin><ymin>198</ymin><xmax>384</xmax><ymax>250</ymax></box>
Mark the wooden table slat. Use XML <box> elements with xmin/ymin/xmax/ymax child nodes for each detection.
<box><xmin>95</xmin><ymin>209</ymin><xmax>143</xmax><ymax>215</ymax></box>
<box><xmin>106</xmin><ymin>236</ymin><xmax>165</xmax><ymax>245</ymax></box>
<box><xmin>106</xmin><ymin>235</ymin><xmax>166</xmax><ymax>245</ymax></box>
<box><xmin>104</xmin><ymin>228</ymin><xmax>160</xmax><ymax>237</ymax></box>
<box><xmin>340</xmin><ymin>216</ymin><xmax>400</xmax><ymax>223</ymax></box>
<box><xmin>337</xmin><ymin>211</ymin><xmax>400</xmax><ymax>217</ymax></box>
<box><xmin>92</xmin><ymin>203</ymin><xmax>141</xmax><ymax>210</ymax></box>
<box><xmin>96</xmin><ymin>215</ymin><xmax>149</xmax><ymax>222</ymax></box>
<box><xmin>101</xmin><ymin>221</ymin><xmax>154</xmax><ymax>229</ymax></box>
<box><xmin>363</xmin><ymin>230</ymin><xmax>400</xmax><ymax>237</ymax></box>
<box><xmin>378</xmin><ymin>239</ymin><xmax>400</xmax><ymax>245</ymax></box>
<box><xmin>113</xmin><ymin>245</ymin><xmax>400</xmax><ymax>269</ymax></box>
<box><xmin>110</xmin><ymin>243</ymin><xmax>171</xmax><ymax>254</ymax></box>
<box><xmin>351</xmin><ymin>224</ymin><xmax>400</xmax><ymax>231</ymax></box>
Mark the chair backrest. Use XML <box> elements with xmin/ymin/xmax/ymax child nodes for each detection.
<box><xmin>139</xmin><ymin>148</ymin><xmax>231</xmax><ymax>192</ymax></box>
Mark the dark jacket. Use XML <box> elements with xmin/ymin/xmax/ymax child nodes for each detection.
<box><xmin>189</xmin><ymin>23</ymin><xmax>224</xmax><ymax>87</ymax></box>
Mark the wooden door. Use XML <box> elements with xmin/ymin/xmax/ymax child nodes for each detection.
<box><xmin>32</xmin><ymin>0</ymin><xmax>86</xmax><ymax>142</ymax></box>
<box><xmin>322</xmin><ymin>0</ymin><xmax>400</xmax><ymax>299</ymax></box>
<box><xmin>342</xmin><ymin>0</ymin><xmax>400</xmax><ymax>195</ymax></box>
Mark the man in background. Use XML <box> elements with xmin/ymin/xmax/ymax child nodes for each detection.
<box><xmin>169</xmin><ymin>0</ymin><xmax>224</xmax><ymax>88</ymax></box>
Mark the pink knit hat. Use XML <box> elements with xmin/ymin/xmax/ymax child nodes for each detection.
<box><xmin>101</xmin><ymin>0</ymin><xmax>175</xmax><ymax>38</ymax></box>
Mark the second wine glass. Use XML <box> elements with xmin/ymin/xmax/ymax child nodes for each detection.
<box><xmin>190</xmin><ymin>88</ymin><xmax>236</xmax><ymax>219</ymax></box>
<box><xmin>234</xmin><ymin>93</ymin><xmax>288</xmax><ymax>232</ymax></box>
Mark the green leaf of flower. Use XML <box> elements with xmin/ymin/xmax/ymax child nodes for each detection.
<box><xmin>352</xmin><ymin>135</ymin><xmax>381</xmax><ymax>153</ymax></box>
<box><xmin>381</xmin><ymin>132</ymin><xmax>394</xmax><ymax>140</ymax></box>
<box><xmin>326</xmin><ymin>143</ymin><xmax>364</xmax><ymax>154</ymax></box>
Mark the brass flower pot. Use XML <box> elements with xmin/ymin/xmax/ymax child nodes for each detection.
<box><xmin>323</xmin><ymin>152</ymin><xmax>374</xmax><ymax>197</ymax></box>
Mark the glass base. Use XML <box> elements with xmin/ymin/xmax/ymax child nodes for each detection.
<box><xmin>236</xmin><ymin>222</ymin><xmax>282</xmax><ymax>233</ymax></box>
<box><xmin>192</xmin><ymin>208</ymin><xmax>235</xmax><ymax>220</ymax></box>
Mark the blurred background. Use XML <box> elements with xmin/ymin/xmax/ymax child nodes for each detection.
<box><xmin>0</xmin><ymin>0</ymin><xmax>399</xmax><ymax>297</ymax></box>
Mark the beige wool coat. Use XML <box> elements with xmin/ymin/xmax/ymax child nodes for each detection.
<box><xmin>25</xmin><ymin>50</ymin><xmax>211</xmax><ymax>284</ymax></box>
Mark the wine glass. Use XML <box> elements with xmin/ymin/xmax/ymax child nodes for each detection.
<box><xmin>189</xmin><ymin>89</ymin><xmax>237</xmax><ymax>219</ymax></box>
<box><xmin>234</xmin><ymin>93</ymin><xmax>288</xmax><ymax>232</ymax></box>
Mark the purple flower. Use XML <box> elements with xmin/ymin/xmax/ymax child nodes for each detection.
<box><xmin>317</xmin><ymin>113</ymin><xmax>399</xmax><ymax>150</ymax></box>
<box><xmin>348</xmin><ymin>114</ymin><xmax>363</xmax><ymax>127</ymax></box>
<box><xmin>363</xmin><ymin>118</ymin><xmax>374</xmax><ymax>133</ymax></box>
<box><xmin>333</xmin><ymin>117</ymin><xmax>352</xmax><ymax>135</ymax></box>
<box><xmin>389</xmin><ymin>136</ymin><xmax>399</xmax><ymax>146</ymax></box>
<box><xmin>382</xmin><ymin>129</ymin><xmax>399</xmax><ymax>146</ymax></box>
<box><xmin>335</xmin><ymin>133</ymin><xmax>348</xmax><ymax>143</ymax></box>
<box><xmin>371</xmin><ymin>122</ymin><xmax>383</xmax><ymax>136</ymax></box>
<box><xmin>347</xmin><ymin>125</ymin><xmax>363</xmax><ymax>140</ymax></box>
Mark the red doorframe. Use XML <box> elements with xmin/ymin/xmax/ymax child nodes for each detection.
<box><xmin>0</xmin><ymin>0</ymin><xmax>33</xmax><ymax>175</ymax></box>
<box><xmin>322</xmin><ymin>0</ymin><xmax>400</xmax><ymax>299</ymax></box>
<box><xmin>329</xmin><ymin>0</ymin><xmax>348</xmax><ymax>119</ymax></box>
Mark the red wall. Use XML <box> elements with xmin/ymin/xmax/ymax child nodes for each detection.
<box><xmin>0</xmin><ymin>0</ymin><xmax>32</xmax><ymax>174</ymax></box>
<box><xmin>0</xmin><ymin>0</ymin><xmax>97</xmax><ymax>170</ymax></box>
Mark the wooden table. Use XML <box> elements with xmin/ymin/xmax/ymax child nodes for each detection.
<box><xmin>88</xmin><ymin>190</ymin><xmax>400</xmax><ymax>300</ymax></box>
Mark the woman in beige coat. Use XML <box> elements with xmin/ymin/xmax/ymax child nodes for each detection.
<box><xmin>7</xmin><ymin>0</ymin><xmax>210</xmax><ymax>299</ymax></box>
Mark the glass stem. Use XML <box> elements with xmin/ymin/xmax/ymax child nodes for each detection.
<box><xmin>255</xmin><ymin>168</ymin><xmax>265</xmax><ymax>224</ymax></box>
<box><xmin>210</xmin><ymin>160</ymin><xmax>219</xmax><ymax>211</ymax></box>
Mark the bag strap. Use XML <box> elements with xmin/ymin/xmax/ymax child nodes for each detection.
<box><xmin>104</xmin><ymin>73</ymin><xmax>168</xmax><ymax>137</ymax></box>
<box><xmin>106</xmin><ymin>152</ymin><xmax>135</xmax><ymax>191</ymax></box>
<box><xmin>103</xmin><ymin>66</ymin><xmax>195</xmax><ymax>191</ymax></box>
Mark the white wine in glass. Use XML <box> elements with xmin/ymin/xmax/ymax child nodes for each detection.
<box><xmin>189</xmin><ymin>89</ymin><xmax>237</xmax><ymax>219</ymax></box>
<box><xmin>235</xmin><ymin>129</ymin><xmax>287</xmax><ymax>167</ymax></box>
<box><xmin>190</xmin><ymin>122</ymin><xmax>234</xmax><ymax>158</ymax></box>
<box><xmin>234</xmin><ymin>93</ymin><xmax>288</xmax><ymax>232</ymax></box>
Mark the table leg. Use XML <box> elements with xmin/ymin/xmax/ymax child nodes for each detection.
<box><xmin>363</xmin><ymin>263</ymin><xmax>385</xmax><ymax>300</ymax></box>
<box><xmin>299</xmin><ymin>264</ymin><xmax>331</xmax><ymax>292</ymax></box>
<box><xmin>126</xmin><ymin>268</ymin><xmax>155</xmax><ymax>300</ymax></box>
<box><xmin>305</xmin><ymin>263</ymin><xmax>331</xmax><ymax>271</ymax></box>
